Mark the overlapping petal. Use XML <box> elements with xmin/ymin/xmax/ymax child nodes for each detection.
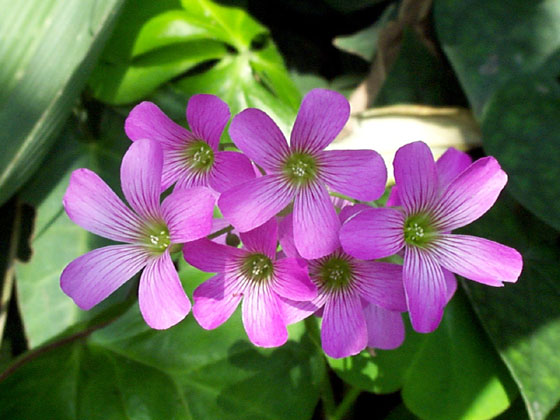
<box><xmin>229</xmin><ymin>108</ymin><xmax>290</xmax><ymax>171</ymax></box>
<box><xmin>120</xmin><ymin>138</ymin><xmax>163</xmax><ymax>221</ymax></box>
<box><xmin>183</xmin><ymin>238</ymin><xmax>245</xmax><ymax>273</ymax></box>
<box><xmin>364</xmin><ymin>304</ymin><xmax>405</xmax><ymax>350</ymax></box>
<box><xmin>209</xmin><ymin>151</ymin><xmax>256</xmax><ymax>193</ymax></box>
<box><xmin>393</xmin><ymin>141</ymin><xmax>439</xmax><ymax>214</ymax></box>
<box><xmin>340</xmin><ymin>207</ymin><xmax>405</xmax><ymax>260</ymax></box>
<box><xmin>63</xmin><ymin>169</ymin><xmax>143</xmax><ymax>242</ymax></box>
<box><xmin>290</xmin><ymin>89</ymin><xmax>350</xmax><ymax>154</ymax></box>
<box><xmin>433</xmin><ymin>157</ymin><xmax>507</xmax><ymax>231</ymax></box>
<box><xmin>218</xmin><ymin>175</ymin><xmax>294</xmax><ymax>232</ymax></box>
<box><xmin>242</xmin><ymin>284</ymin><xmax>287</xmax><ymax>347</ymax></box>
<box><xmin>61</xmin><ymin>245</ymin><xmax>148</xmax><ymax>310</ymax></box>
<box><xmin>435</xmin><ymin>147</ymin><xmax>472</xmax><ymax>190</ymax></box>
<box><xmin>193</xmin><ymin>272</ymin><xmax>245</xmax><ymax>329</ymax></box>
<box><xmin>321</xmin><ymin>292</ymin><xmax>367</xmax><ymax>358</ymax></box>
<box><xmin>293</xmin><ymin>182</ymin><xmax>340</xmax><ymax>259</ymax></box>
<box><xmin>278</xmin><ymin>297</ymin><xmax>318</xmax><ymax>324</ymax></box>
<box><xmin>139</xmin><ymin>251</ymin><xmax>191</xmax><ymax>329</ymax></box>
<box><xmin>125</xmin><ymin>101</ymin><xmax>194</xmax><ymax>147</ymax></box>
<box><xmin>318</xmin><ymin>149</ymin><xmax>387</xmax><ymax>201</ymax></box>
<box><xmin>403</xmin><ymin>247</ymin><xmax>447</xmax><ymax>333</ymax></box>
<box><xmin>239</xmin><ymin>218</ymin><xmax>278</xmax><ymax>258</ymax></box>
<box><xmin>432</xmin><ymin>234</ymin><xmax>522</xmax><ymax>286</ymax></box>
<box><xmin>271</xmin><ymin>258</ymin><xmax>316</xmax><ymax>301</ymax></box>
<box><xmin>161</xmin><ymin>187</ymin><xmax>215</xmax><ymax>243</ymax></box>
<box><xmin>354</xmin><ymin>261</ymin><xmax>406</xmax><ymax>312</ymax></box>
<box><xmin>186</xmin><ymin>94</ymin><xmax>230</xmax><ymax>150</ymax></box>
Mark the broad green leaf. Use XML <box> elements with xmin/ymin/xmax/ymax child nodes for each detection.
<box><xmin>91</xmin><ymin>0</ymin><xmax>301</xmax><ymax>124</ymax></box>
<box><xmin>434</xmin><ymin>0</ymin><xmax>560</xmax><ymax>116</ymax></box>
<box><xmin>0</xmin><ymin>0</ymin><xmax>125</xmax><ymax>207</ymax></box>
<box><xmin>333</xmin><ymin>4</ymin><xmax>396</xmax><ymax>62</ymax></box>
<box><xmin>329</xmin><ymin>290</ymin><xmax>517</xmax><ymax>420</ymax></box>
<box><xmin>374</xmin><ymin>28</ymin><xmax>463</xmax><ymax>107</ymax></box>
<box><xmin>481</xmin><ymin>74</ymin><xmax>560</xmax><ymax>232</ymax></box>
<box><xmin>88</xmin><ymin>40</ymin><xmax>227</xmax><ymax>105</ymax></box>
<box><xmin>460</xmin><ymin>193</ymin><xmax>560</xmax><ymax>420</ymax></box>
<box><xmin>0</xmin><ymin>298</ymin><xmax>324</xmax><ymax>420</ymax></box>
<box><xmin>14</xmin><ymin>111</ymin><xmax>131</xmax><ymax>348</ymax></box>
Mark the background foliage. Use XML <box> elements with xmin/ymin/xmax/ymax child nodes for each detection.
<box><xmin>1</xmin><ymin>0</ymin><xmax>559</xmax><ymax>419</ymax></box>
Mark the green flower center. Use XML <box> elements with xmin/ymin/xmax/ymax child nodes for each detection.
<box><xmin>403</xmin><ymin>214</ymin><xmax>437</xmax><ymax>247</ymax></box>
<box><xmin>143</xmin><ymin>223</ymin><xmax>171</xmax><ymax>254</ymax></box>
<box><xmin>282</xmin><ymin>152</ymin><xmax>318</xmax><ymax>186</ymax></box>
<box><xmin>314</xmin><ymin>255</ymin><xmax>354</xmax><ymax>292</ymax></box>
<box><xmin>241</xmin><ymin>253</ymin><xmax>274</xmax><ymax>283</ymax></box>
<box><xmin>184</xmin><ymin>140</ymin><xmax>214</xmax><ymax>172</ymax></box>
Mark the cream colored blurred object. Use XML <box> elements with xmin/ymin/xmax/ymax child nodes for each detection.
<box><xmin>331</xmin><ymin>105</ymin><xmax>482</xmax><ymax>183</ymax></box>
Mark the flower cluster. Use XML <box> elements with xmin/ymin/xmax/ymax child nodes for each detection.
<box><xmin>60</xmin><ymin>89</ymin><xmax>523</xmax><ymax>358</ymax></box>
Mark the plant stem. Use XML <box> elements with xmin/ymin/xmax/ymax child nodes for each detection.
<box><xmin>330</xmin><ymin>387</ymin><xmax>361</xmax><ymax>420</ymax></box>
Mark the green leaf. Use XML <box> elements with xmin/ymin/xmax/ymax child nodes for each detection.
<box><xmin>14</xmin><ymin>110</ymin><xmax>131</xmax><ymax>348</ymax></box>
<box><xmin>374</xmin><ymin>28</ymin><xmax>462</xmax><ymax>107</ymax></box>
<box><xmin>0</xmin><ymin>0</ymin><xmax>125</xmax><ymax>207</ymax></box>
<box><xmin>329</xmin><ymin>290</ymin><xmax>517</xmax><ymax>420</ymax></box>
<box><xmin>481</xmin><ymin>73</ymin><xmax>560</xmax><ymax>232</ymax></box>
<box><xmin>0</xmin><ymin>299</ymin><xmax>324</xmax><ymax>420</ymax></box>
<box><xmin>333</xmin><ymin>4</ymin><xmax>396</xmax><ymax>62</ymax></box>
<box><xmin>460</xmin><ymin>193</ymin><xmax>560</xmax><ymax>420</ymax></box>
<box><xmin>434</xmin><ymin>0</ymin><xmax>560</xmax><ymax>116</ymax></box>
<box><xmin>91</xmin><ymin>0</ymin><xmax>301</xmax><ymax>124</ymax></box>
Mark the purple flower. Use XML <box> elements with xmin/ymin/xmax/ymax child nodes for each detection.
<box><xmin>183</xmin><ymin>219</ymin><xmax>317</xmax><ymax>348</ymax></box>
<box><xmin>218</xmin><ymin>88</ymin><xmax>387</xmax><ymax>259</ymax></box>
<box><xmin>60</xmin><ymin>139</ymin><xmax>215</xmax><ymax>329</ymax></box>
<box><xmin>278</xmin><ymin>211</ymin><xmax>407</xmax><ymax>358</ymax></box>
<box><xmin>125</xmin><ymin>94</ymin><xmax>255</xmax><ymax>193</ymax></box>
<box><xmin>386</xmin><ymin>147</ymin><xmax>474</xmax><ymax>302</ymax></box>
<box><xmin>340</xmin><ymin>141</ymin><xmax>523</xmax><ymax>333</ymax></box>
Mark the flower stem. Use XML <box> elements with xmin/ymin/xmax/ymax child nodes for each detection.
<box><xmin>330</xmin><ymin>387</ymin><xmax>361</xmax><ymax>420</ymax></box>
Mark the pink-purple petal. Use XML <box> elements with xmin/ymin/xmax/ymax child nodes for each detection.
<box><xmin>120</xmin><ymin>139</ymin><xmax>163</xmax><ymax>220</ymax></box>
<box><xmin>443</xmin><ymin>268</ymin><xmax>457</xmax><ymax>303</ymax></box>
<box><xmin>339</xmin><ymin>203</ymin><xmax>371</xmax><ymax>224</ymax></box>
<box><xmin>63</xmin><ymin>169</ymin><xmax>143</xmax><ymax>242</ymax></box>
<box><xmin>436</xmin><ymin>147</ymin><xmax>472</xmax><ymax>191</ymax></box>
<box><xmin>354</xmin><ymin>261</ymin><xmax>406</xmax><ymax>312</ymax></box>
<box><xmin>319</xmin><ymin>149</ymin><xmax>387</xmax><ymax>201</ymax></box>
<box><xmin>321</xmin><ymin>292</ymin><xmax>367</xmax><ymax>358</ymax></box>
<box><xmin>229</xmin><ymin>108</ymin><xmax>290</xmax><ymax>172</ymax></box>
<box><xmin>218</xmin><ymin>175</ymin><xmax>294</xmax><ymax>232</ymax></box>
<box><xmin>186</xmin><ymin>94</ymin><xmax>229</xmax><ymax>150</ymax></box>
<box><xmin>340</xmin><ymin>207</ymin><xmax>405</xmax><ymax>260</ymax></box>
<box><xmin>403</xmin><ymin>247</ymin><xmax>447</xmax><ymax>333</ymax></box>
<box><xmin>209</xmin><ymin>151</ymin><xmax>256</xmax><ymax>193</ymax></box>
<box><xmin>242</xmin><ymin>284</ymin><xmax>288</xmax><ymax>347</ymax></box>
<box><xmin>161</xmin><ymin>187</ymin><xmax>215</xmax><ymax>243</ymax></box>
<box><xmin>271</xmin><ymin>257</ymin><xmax>317</xmax><ymax>301</ymax></box>
<box><xmin>183</xmin><ymin>238</ymin><xmax>245</xmax><ymax>273</ymax></box>
<box><xmin>278</xmin><ymin>297</ymin><xmax>318</xmax><ymax>324</ymax></box>
<box><xmin>193</xmin><ymin>272</ymin><xmax>244</xmax><ymax>329</ymax></box>
<box><xmin>363</xmin><ymin>304</ymin><xmax>405</xmax><ymax>350</ymax></box>
<box><xmin>125</xmin><ymin>101</ymin><xmax>194</xmax><ymax>147</ymax></box>
<box><xmin>293</xmin><ymin>183</ymin><xmax>340</xmax><ymax>259</ymax></box>
<box><xmin>432</xmin><ymin>234</ymin><xmax>522</xmax><ymax>286</ymax></box>
<box><xmin>290</xmin><ymin>89</ymin><xmax>350</xmax><ymax>153</ymax></box>
<box><xmin>139</xmin><ymin>251</ymin><xmax>191</xmax><ymax>329</ymax></box>
<box><xmin>433</xmin><ymin>157</ymin><xmax>507</xmax><ymax>231</ymax></box>
<box><xmin>393</xmin><ymin>141</ymin><xmax>439</xmax><ymax>214</ymax></box>
<box><xmin>61</xmin><ymin>245</ymin><xmax>148</xmax><ymax>310</ymax></box>
<box><xmin>385</xmin><ymin>185</ymin><xmax>401</xmax><ymax>207</ymax></box>
<box><xmin>278</xmin><ymin>213</ymin><xmax>299</xmax><ymax>258</ymax></box>
<box><xmin>239</xmin><ymin>218</ymin><xmax>278</xmax><ymax>258</ymax></box>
